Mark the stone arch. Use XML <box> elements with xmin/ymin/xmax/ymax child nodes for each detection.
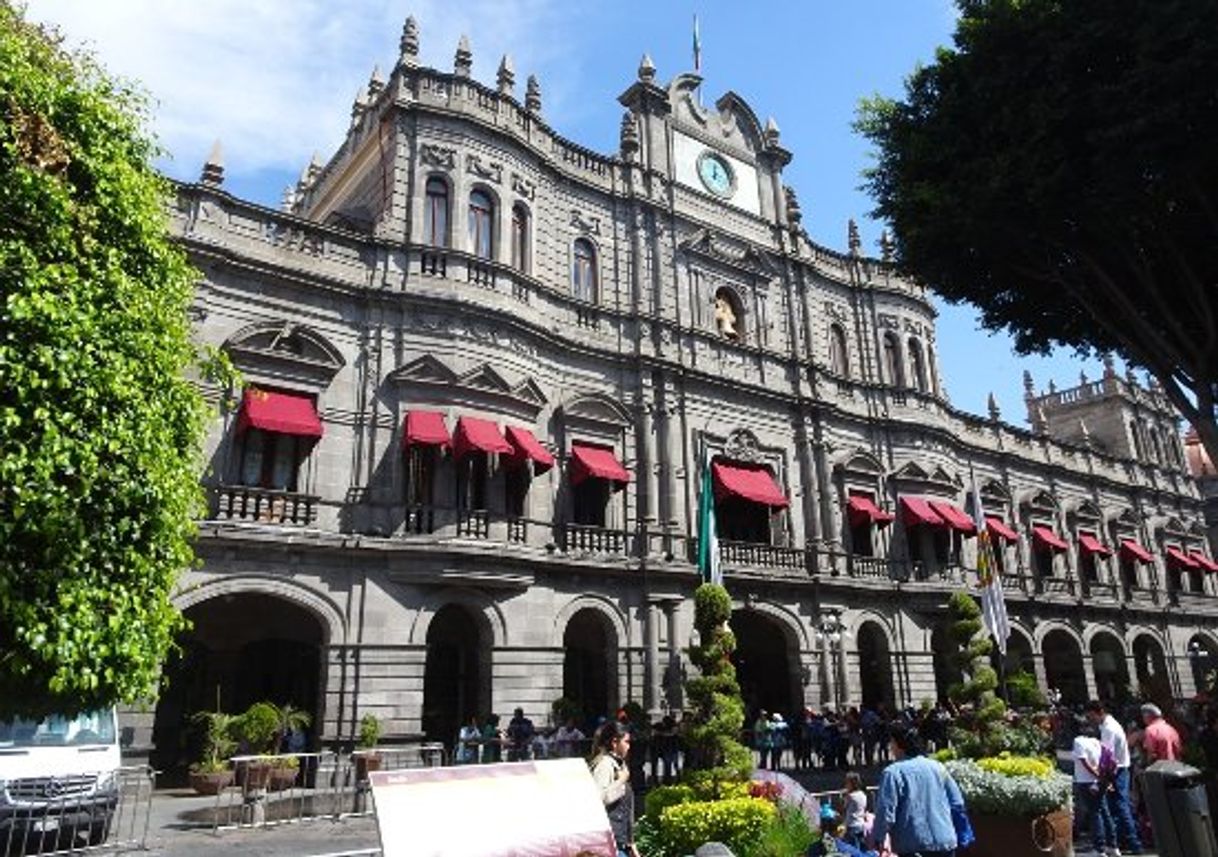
<box><xmin>560</xmin><ymin>392</ymin><xmax>632</xmax><ymax>429</ymax></box>
<box><xmin>731</xmin><ymin>606</ymin><xmax>800</xmax><ymax>717</ymax></box>
<box><xmin>552</xmin><ymin>594</ymin><xmax>630</xmax><ymax>649</ymax></box>
<box><xmin>734</xmin><ymin>600</ymin><xmax>809</xmax><ymax>652</ymax></box>
<box><xmin>406</xmin><ymin>586</ymin><xmax>508</xmax><ymax>648</ymax></box>
<box><xmin>174</xmin><ymin>575</ymin><xmax>346</xmax><ymax>647</ymax></box>
<box><xmin>422</xmin><ymin>603</ymin><xmax>491</xmax><ymax>746</ymax></box>
<box><xmin>561</xmin><ymin>606</ymin><xmax>621</xmax><ymax>722</ymax></box>
<box><xmin>1089</xmin><ymin>629</ymin><xmax>1131</xmax><ymax>704</ymax></box>
<box><xmin>856</xmin><ymin>620</ymin><xmax>895</xmax><ymax>709</ymax></box>
<box><xmin>1130</xmin><ymin>630</ymin><xmax>1170</xmax><ymax>696</ymax></box>
<box><xmin>1041</xmin><ymin>626</ymin><xmax>1088</xmax><ymax>705</ymax></box>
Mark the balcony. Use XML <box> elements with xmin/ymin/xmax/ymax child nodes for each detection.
<box><xmin>843</xmin><ymin>554</ymin><xmax>906</xmax><ymax>581</ymax></box>
<box><xmin>1033</xmin><ymin>573</ymin><xmax>1075</xmax><ymax>596</ymax></box>
<box><xmin>1081</xmin><ymin>579</ymin><xmax>1119</xmax><ymax>602</ymax></box>
<box><xmin>719</xmin><ymin>540</ymin><xmax>808</xmax><ymax>575</ymax></box>
<box><xmin>211</xmin><ymin>485</ymin><xmax>318</xmax><ymax>526</ymax></box>
<box><xmin>559</xmin><ymin>523</ymin><xmax>626</xmax><ymax>555</ymax></box>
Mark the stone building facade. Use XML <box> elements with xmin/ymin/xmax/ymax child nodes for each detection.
<box><xmin>137</xmin><ymin>18</ymin><xmax>1218</xmax><ymax>760</ymax></box>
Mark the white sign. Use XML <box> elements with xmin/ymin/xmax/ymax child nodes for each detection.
<box><xmin>370</xmin><ymin>758</ymin><xmax>617</xmax><ymax>857</ymax></box>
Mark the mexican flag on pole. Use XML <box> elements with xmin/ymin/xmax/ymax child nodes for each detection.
<box><xmin>696</xmin><ymin>448</ymin><xmax>721</xmax><ymax>585</ymax></box>
<box><xmin>970</xmin><ymin>469</ymin><xmax>1010</xmax><ymax>656</ymax></box>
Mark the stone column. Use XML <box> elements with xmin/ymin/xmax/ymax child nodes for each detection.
<box><xmin>664</xmin><ymin>601</ymin><xmax>683</xmax><ymax>709</ymax></box>
<box><xmin>646</xmin><ymin>601</ymin><xmax>662</xmax><ymax>717</ymax></box>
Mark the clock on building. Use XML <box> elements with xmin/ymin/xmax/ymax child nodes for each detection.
<box><xmin>697</xmin><ymin>150</ymin><xmax>735</xmax><ymax>198</ymax></box>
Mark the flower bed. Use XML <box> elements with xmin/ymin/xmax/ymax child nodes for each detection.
<box><xmin>946</xmin><ymin>755</ymin><xmax>1073</xmax><ymax>857</ymax></box>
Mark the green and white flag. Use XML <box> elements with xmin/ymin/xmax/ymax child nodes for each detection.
<box><xmin>696</xmin><ymin>447</ymin><xmax>720</xmax><ymax>585</ymax></box>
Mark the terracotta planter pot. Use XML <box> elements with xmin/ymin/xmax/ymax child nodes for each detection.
<box><xmin>240</xmin><ymin>760</ymin><xmax>275</xmax><ymax>792</ymax></box>
<box><xmin>188</xmin><ymin>769</ymin><xmax>234</xmax><ymax>795</ymax></box>
<box><xmin>968</xmin><ymin>809</ymin><xmax>1073</xmax><ymax>857</ymax></box>
<box><xmin>268</xmin><ymin>764</ymin><xmax>299</xmax><ymax>792</ymax></box>
<box><xmin>355</xmin><ymin>752</ymin><xmax>382</xmax><ymax>782</ymax></box>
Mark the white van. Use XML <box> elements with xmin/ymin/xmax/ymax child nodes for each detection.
<box><xmin>0</xmin><ymin>709</ymin><xmax>121</xmax><ymax>849</ymax></box>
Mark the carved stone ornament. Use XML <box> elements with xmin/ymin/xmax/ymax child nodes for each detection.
<box><xmin>570</xmin><ymin>209</ymin><xmax>601</xmax><ymax>235</ymax></box>
<box><xmin>419</xmin><ymin>144</ymin><xmax>456</xmax><ymax>169</ymax></box>
<box><xmin>511</xmin><ymin>173</ymin><xmax>536</xmax><ymax>200</ymax></box>
<box><xmin>824</xmin><ymin>302</ymin><xmax>847</xmax><ymax>321</ymax></box>
<box><xmin>724</xmin><ymin>428</ymin><xmax>762</xmax><ymax>463</ymax></box>
<box><xmin>265</xmin><ymin>221</ymin><xmax>323</xmax><ymax>256</ymax></box>
<box><xmin>877</xmin><ymin>313</ymin><xmax>900</xmax><ymax>330</ymax></box>
<box><xmin>466</xmin><ymin>152</ymin><xmax>503</xmax><ymax>184</ymax></box>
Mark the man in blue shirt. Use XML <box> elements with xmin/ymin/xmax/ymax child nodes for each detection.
<box><xmin>870</xmin><ymin>724</ymin><xmax>965</xmax><ymax>857</ymax></box>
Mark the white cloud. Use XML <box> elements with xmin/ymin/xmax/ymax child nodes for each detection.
<box><xmin>24</xmin><ymin>0</ymin><xmax>577</xmax><ymax>184</ymax></box>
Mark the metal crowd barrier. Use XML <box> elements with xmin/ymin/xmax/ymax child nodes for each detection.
<box><xmin>0</xmin><ymin>765</ymin><xmax>154</xmax><ymax>857</ymax></box>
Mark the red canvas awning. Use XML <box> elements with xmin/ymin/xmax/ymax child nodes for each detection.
<box><xmin>711</xmin><ymin>460</ymin><xmax>789</xmax><ymax>509</ymax></box>
<box><xmin>569</xmin><ymin>442</ymin><xmax>630</xmax><ymax>488</ymax></box>
<box><xmin>505</xmin><ymin>426</ymin><xmax>555</xmax><ymax>473</ymax></box>
<box><xmin>928</xmin><ymin>501</ymin><xmax>977</xmax><ymax>536</ymax></box>
<box><xmin>1120</xmin><ymin>539</ymin><xmax>1154</xmax><ymax>564</ymax></box>
<box><xmin>1032</xmin><ymin>525</ymin><xmax>1069</xmax><ymax>553</ymax></box>
<box><xmin>1190</xmin><ymin>552</ymin><xmax>1218</xmax><ymax>573</ymax></box>
<box><xmin>985</xmin><ymin>517</ymin><xmax>1019</xmax><ymax>544</ymax></box>
<box><xmin>847</xmin><ymin>495</ymin><xmax>895</xmax><ymax>528</ymax></box>
<box><xmin>1166</xmin><ymin>546</ymin><xmax>1200</xmax><ymax>569</ymax></box>
<box><xmin>453</xmin><ymin>416</ymin><xmax>513</xmax><ymax>459</ymax></box>
<box><xmin>1078</xmin><ymin>533</ymin><xmax>1113</xmax><ymax>557</ymax></box>
<box><xmin>236</xmin><ymin>388</ymin><xmax>323</xmax><ymax>438</ymax></box>
<box><xmin>900</xmin><ymin>496</ymin><xmax>946</xmax><ymax>528</ymax></box>
<box><xmin>404</xmin><ymin>410</ymin><xmax>451</xmax><ymax>449</ymax></box>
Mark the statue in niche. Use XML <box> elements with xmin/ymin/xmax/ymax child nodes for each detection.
<box><xmin>713</xmin><ymin>292</ymin><xmax>740</xmax><ymax>340</ymax></box>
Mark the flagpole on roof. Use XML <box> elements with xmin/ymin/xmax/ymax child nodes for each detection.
<box><xmin>693</xmin><ymin>13</ymin><xmax>702</xmax><ymax>107</ymax></box>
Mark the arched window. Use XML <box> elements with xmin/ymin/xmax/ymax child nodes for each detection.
<box><xmin>572</xmin><ymin>238</ymin><xmax>597</xmax><ymax>302</ymax></box>
<box><xmin>511</xmin><ymin>203</ymin><xmax>529</xmax><ymax>272</ymax></box>
<box><xmin>1149</xmin><ymin>425</ymin><xmax>1163</xmax><ymax>464</ymax></box>
<box><xmin>1129</xmin><ymin>421</ymin><xmax>1143</xmax><ymax>459</ymax></box>
<box><xmin>423</xmin><ymin>177</ymin><xmax>449</xmax><ymax>247</ymax></box>
<box><xmin>829</xmin><ymin>324</ymin><xmax>849</xmax><ymax>377</ymax></box>
<box><xmin>882</xmin><ymin>333</ymin><xmax>904</xmax><ymax>387</ymax></box>
<box><xmin>468</xmin><ymin>189</ymin><xmax>494</xmax><ymax>260</ymax></box>
<box><xmin>908</xmin><ymin>338</ymin><xmax>927</xmax><ymax>392</ymax></box>
<box><xmin>926</xmin><ymin>344</ymin><xmax>939</xmax><ymax>395</ymax></box>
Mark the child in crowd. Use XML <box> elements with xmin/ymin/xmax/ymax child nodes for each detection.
<box><xmin>807</xmin><ymin>805</ymin><xmax>879</xmax><ymax>857</ymax></box>
<box><xmin>842</xmin><ymin>771</ymin><xmax>868</xmax><ymax>848</ymax></box>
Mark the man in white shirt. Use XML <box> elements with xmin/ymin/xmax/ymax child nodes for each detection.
<box><xmin>1073</xmin><ymin>726</ymin><xmax>1116</xmax><ymax>856</ymax></box>
<box><xmin>1087</xmin><ymin>700</ymin><xmax>1144</xmax><ymax>855</ymax></box>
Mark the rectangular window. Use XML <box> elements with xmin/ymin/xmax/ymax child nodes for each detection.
<box><xmin>238</xmin><ymin>428</ymin><xmax>301</xmax><ymax>491</ymax></box>
<box><xmin>505</xmin><ymin>465</ymin><xmax>528</xmax><ymax>517</ymax></box>
<box><xmin>850</xmin><ymin>520</ymin><xmax>874</xmax><ymax>557</ymax></box>
<box><xmin>406</xmin><ymin>446</ymin><xmax>437</xmax><ymax>507</ymax></box>
<box><xmin>457</xmin><ymin>452</ymin><xmax>489</xmax><ymax>511</ymax></box>
<box><xmin>572</xmin><ymin>478</ymin><xmax>610</xmax><ymax>527</ymax></box>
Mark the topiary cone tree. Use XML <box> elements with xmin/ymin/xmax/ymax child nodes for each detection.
<box><xmin>682</xmin><ymin>583</ymin><xmax>752</xmax><ymax>797</ymax></box>
<box><xmin>946</xmin><ymin>591</ymin><xmax>1006</xmax><ymax>748</ymax></box>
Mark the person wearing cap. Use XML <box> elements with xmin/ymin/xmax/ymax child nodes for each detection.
<box><xmin>1139</xmin><ymin>703</ymin><xmax>1181</xmax><ymax>763</ymax></box>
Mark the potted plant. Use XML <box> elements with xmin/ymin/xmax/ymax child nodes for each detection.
<box><xmin>188</xmin><ymin>711</ymin><xmax>237</xmax><ymax>795</ymax></box>
<box><xmin>945</xmin><ymin>755</ymin><xmax>1073</xmax><ymax>857</ymax></box>
<box><xmin>234</xmin><ymin>702</ymin><xmax>281</xmax><ymax>791</ymax></box>
<box><xmin>354</xmin><ymin>713</ymin><xmax>382</xmax><ymax>781</ymax></box>
<box><xmin>268</xmin><ymin>703</ymin><xmax>312</xmax><ymax>791</ymax></box>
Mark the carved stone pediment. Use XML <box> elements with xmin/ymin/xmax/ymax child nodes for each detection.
<box><xmin>1110</xmin><ymin>508</ymin><xmax>1142</xmax><ymax>530</ymax></box>
<box><xmin>560</xmin><ymin>393</ymin><xmax>632</xmax><ymax>432</ymax></box>
<box><xmin>680</xmin><ymin>228</ymin><xmax>776</xmax><ymax>279</ymax></box>
<box><xmin>669</xmin><ymin>75</ymin><xmax>765</xmax><ymax>157</ymax></box>
<box><xmin>387</xmin><ymin>357</ymin><xmax>546</xmax><ymax>420</ymax></box>
<box><xmin>1070</xmin><ymin>499</ymin><xmax>1103</xmax><ymax>521</ymax></box>
<box><xmin>890</xmin><ymin>460</ymin><xmax>958</xmax><ymax>494</ymax></box>
<box><xmin>388</xmin><ymin>354</ymin><xmax>458</xmax><ymax>386</ymax></box>
<box><xmin>836</xmin><ymin>449</ymin><xmax>885</xmax><ymax>479</ymax></box>
<box><xmin>723</xmin><ymin>429</ymin><xmax>762</xmax><ymax>463</ymax></box>
<box><xmin>225</xmin><ymin>321</ymin><xmax>345</xmax><ymax>390</ymax></box>
<box><xmin>1021</xmin><ymin>490</ymin><xmax>1060</xmax><ymax>516</ymax></box>
<box><xmin>458</xmin><ymin>364</ymin><xmax>512</xmax><ymax>394</ymax></box>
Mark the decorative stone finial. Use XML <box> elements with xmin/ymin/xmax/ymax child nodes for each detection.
<box><xmin>1079</xmin><ymin>369</ymin><xmax>1089</xmax><ymax>386</ymax></box>
<box><xmin>525</xmin><ymin>74</ymin><xmax>541</xmax><ymax>114</ymax></box>
<box><xmin>879</xmin><ymin>229</ymin><xmax>894</xmax><ymax>261</ymax></box>
<box><xmin>619</xmin><ymin>111</ymin><xmax>639</xmax><ymax>160</ymax></box>
<box><xmin>1034</xmin><ymin>403</ymin><xmax>1048</xmax><ymax>434</ymax></box>
<box><xmin>399</xmin><ymin>15</ymin><xmax>419</xmax><ymax>67</ymax></box>
<box><xmin>987</xmin><ymin>392</ymin><xmax>1001</xmax><ymax>421</ymax></box>
<box><xmin>303</xmin><ymin>151</ymin><xmax>322</xmax><ymax>188</ymax></box>
<box><xmin>497</xmin><ymin>54</ymin><xmax>515</xmax><ymax>96</ymax></box>
<box><xmin>454</xmin><ymin>34</ymin><xmax>472</xmax><ymax>78</ymax></box>
<box><xmin>281</xmin><ymin>185</ymin><xmax>297</xmax><ymax>212</ymax></box>
<box><xmin>764</xmin><ymin>117</ymin><xmax>781</xmax><ymax>146</ymax></box>
<box><xmin>350</xmin><ymin>88</ymin><xmax>368</xmax><ymax>129</ymax></box>
<box><xmin>1102</xmin><ymin>352</ymin><xmax>1116</xmax><ymax>379</ymax></box>
<box><xmin>784</xmin><ymin>186</ymin><xmax>802</xmax><ymax>225</ymax></box>
<box><xmin>368</xmin><ymin>65</ymin><xmax>385</xmax><ymax>97</ymax></box>
<box><xmin>847</xmin><ymin>219</ymin><xmax>861</xmax><ymax>256</ymax></box>
<box><xmin>200</xmin><ymin>139</ymin><xmax>224</xmax><ymax>187</ymax></box>
<box><xmin>638</xmin><ymin>53</ymin><xmax>656</xmax><ymax>83</ymax></box>
<box><xmin>1147</xmin><ymin>373</ymin><xmax>1161</xmax><ymax>392</ymax></box>
<box><xmin>1048</xmin><ymin>379</ymin><xmax>1057</xmax><ymax>394</ymax></box>
<box><xmin>1125</xmin><ymin>364</ymin><xmax>1138</xmax><ymax>386</ymax></box>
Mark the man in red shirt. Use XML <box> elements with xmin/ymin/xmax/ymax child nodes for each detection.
<box><xmin>1140</xmin><ymin>703</ymin><xmax>1182</xmax><ymax>763</ymax></box>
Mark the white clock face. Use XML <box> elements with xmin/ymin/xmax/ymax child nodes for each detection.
<box><xmin>697</xmin><ymin>151</ymin><xmax>734</xmax><ymax>198</ymax></box>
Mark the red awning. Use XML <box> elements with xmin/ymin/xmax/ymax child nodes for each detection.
<box><xmin>505</xmin><ymin>426</ymin><xmax>555</xmax><ymax>473</ymax></box>
<box><xmin>712</xmin><ymin>460</ymin><xmax>789</xmax><ymax>509</ymax></box>
<box><xmin>404</xmin><ymin>410</ymin><xmax>451</xmax><ymax>449</ymax></box>
<box><xmin>453</xmin><ymin>416</ymin><xmax>513</xmax><ymax>458</ymax></box>
<box><xmin>847</xmin><ymin>495</ymin><xmax>895</xmax><ymax>528</ymax></box>
<box><xmin>985</xmin><ymin>517</ymin><xmax>1019</xmax><ymax>544</ymax></box>
<box><xmin>900</xmin><ymin>496</ymin><xmax>947</xmax><ymax>528</ymax></box>
<box><xmin>1190</xmin><ymin>552</ymin><xmax>1218</xmax><ymax>573</ymax></box>
<box><xmin>1120</xmin><ymin>539</ymin><xmax>1154</xmax><ymax>564</ymax></box>
<box><xmin>1032</xmin><ymin>525</ymin><xmax>1069</xmax><ymax>553</ymax></box>
<box><xmin>928</xmin><ymin>501</ymin><xmax>977</xmax><ymax>536</ymax></box>
<box><xmin>1078</xmin><ymin>533</ymin><xmax>1113</xmax><ymax>557</ymax></box>
<box><xmin>570</xmin><ymin>442</ymin><xmax>630</xmax><ymax>488</ymax></box>
<box><xmin>1166</xmin><ymin>546</ymin><xmax>1200</xmax><ymax>569</ymax></box>
<box><xmin>236</xmin><ymin>388</ymin><xmax>323</xmax><ymax>438</ymax></box>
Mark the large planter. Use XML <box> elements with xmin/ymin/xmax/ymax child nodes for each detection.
<box><xmin>239</xmin><ymin>759</ymin><xmax>275</xmax><ymax>792</ymax></box>
<box><xmin>969</xmin><ymin>808</ymin><xmax>1073</xmax><ymax>857</ymax></box>
<box><xmin>354</xmin><ymin>751</ymin><xmax>382</xmax><ymax>782</ymax></box>
<box><xmin>268</xmin><ymin>764</ymin><xmax>299</xmax><ymax>792</ymax></box>
<box><xmin>188</xmin><ymin>769</ymin><xmax>234</xmax><ymax>795</ymax></box>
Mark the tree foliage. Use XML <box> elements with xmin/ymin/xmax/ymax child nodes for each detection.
<box><xmin>0</xmin><ymin>4</ymin><xmax>209</xmax><ymax>716</ymax></box>
<box><xmin>945</xmin><ymin>592</ymin><xmax>1009</xmax><ymax>756</ymax></box>
<box><xmin>857</xmin><ymin>0</ymin><xmax>1218</xmax><ymax>460</ymax></box>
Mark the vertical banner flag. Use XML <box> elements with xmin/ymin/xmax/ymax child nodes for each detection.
<box><xmin>696</xmin><ymin>446</ymin><xmax>721</xmax><ymax>585</ymax></box>
<box><xmin>970</xmin><ymin>468</ymin><xmax>1010</xmax><ymax>656</ymax></box>
<box><xmin>693</xmin><ymin>15</ymin><xmax>702</xmax><ymax>72</ymax></box>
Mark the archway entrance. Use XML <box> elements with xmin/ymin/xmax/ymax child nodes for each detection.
<box><xmin>1188</xmin><ymin>634</ymin><xmax>1218</xmax><ymax>697</ymax></box>
<box><xmin>732</xmin><ymin>610</ymin><xmax>794</xmax><ymax>717</ymax></box>
<box><xmin>152</xmin><ymin>592</ymin><xmax>324</xmax><ymax>778</ymax></box>
<box><xmin>563</xmin><ymin>609</ymin><xmax>617</xmax><ymax>722</ymax></box>
<box><xmin>1090</xmin><ymin>632</ymin><xmax>1131</xmax><ymax>704</ymax></box>
<box><xmin>1042</xmin><ymin>629</ymin><xmax>1087</xmax><ymax>705</ymax></box>
<box><xmin>931</xmin><ymin>625</ymin><xmax>962</xmax><ymax>703</ymax></box>
<box><xmin>422</xmin><ymin>605</ymin><xmax>488</xmax><ymax>747</ymax></box>
<box><xmin>857</xmin><ymin>622</ymin><xmax>895</xmax><ymax>709</ymax></box>
<box><xmin>1133</xmin><ymin>634</ymin><xmax>1170</xmax><ymax>699</ymax></box>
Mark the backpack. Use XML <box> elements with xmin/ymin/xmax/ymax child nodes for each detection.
<box><xmin>1097</xmin><ymin>743</ymin><xmax>1118</xmax><ymax>787</ymax></box>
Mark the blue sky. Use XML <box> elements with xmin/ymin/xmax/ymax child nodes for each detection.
<box><xmin>26</xmin><ymin>0</ymin><xmax>1113</xmax><ymax>422</ymax></box>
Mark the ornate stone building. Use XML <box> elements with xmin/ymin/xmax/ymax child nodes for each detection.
<box><xmin>137</xmin><ymin>18</ymin><xmax>1218</xmax><ymax>760</ymax></box>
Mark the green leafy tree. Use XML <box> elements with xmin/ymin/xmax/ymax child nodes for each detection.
<box><xmin>0</xmin><ymin>4</ymin><xmax>211</xmax><ymax>716</ymax></box>
<box><xmin>682</xmin><ymin>583</ymin><xmax>751</xmax><ymax>797</ymax></box>
<box><xmin>857</xmin><ymin>0</ymin><xmax>1218</xmax><ymax>461</ymax></box>
<box><xmin>945</xmin><ymin>592</ymin><xmax>1006</xmax><ymax>755</ymax></box>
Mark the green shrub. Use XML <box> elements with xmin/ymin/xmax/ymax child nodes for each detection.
<box><xmin>749</xmin><ymin>803</ymin><xmax>816</xmax><ymax>857</ymax></box>
<box><xmin>1006</xmin><ymin>669</ymin><xmax>1046</xmax><ymax>708</ymax></box>
<box><xmin>357</xmin><ymin>713</ymin><xmax>382</xmax><ymax>749</ymax></box>
<box><xmin>658</xmin><ymin>797</ymin><xmax>777</xmax><ymax>857</ymax></box>
<box><xmin>644</xmin><ymin>784</ymin><xmax>697</xmax><ymax>819</ymax></box>
<box><xmin>236</xmin><ymin>702</ymin><xmax>280</xmax><ymax>753</ymax></box>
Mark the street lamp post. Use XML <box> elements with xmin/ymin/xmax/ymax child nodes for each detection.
<box><xmin>1189</xmin><ymin>639</ymin><xmax>1211</xmax><ymax>696</ymax></box>
<box><xmin>817</xmin><ymin>611</ymin><xmax>845</xmax><ymax>711</ymax></box>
